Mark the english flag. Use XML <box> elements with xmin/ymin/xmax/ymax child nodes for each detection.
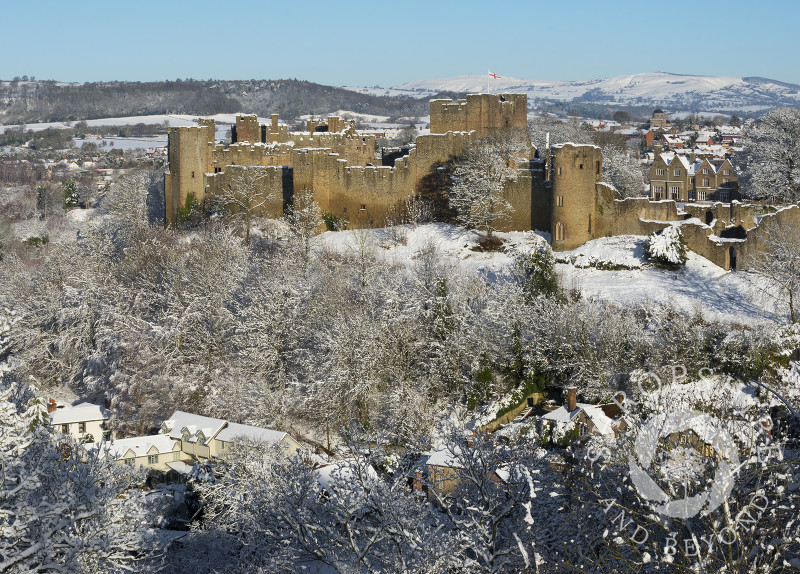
<box><xmin>488</xmin><ymin>71</ymin><xmax>501</xmax><ymax>79</ymax></box>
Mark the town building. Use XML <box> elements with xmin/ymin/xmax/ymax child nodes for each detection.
<box><xmin>649</xmin><ymin>150</ymin><xmax>739</xmax><ymax>202</ymax></box>
<box><xmin>48</xmin><ymin>399</ymin><xmax>111</xmax><ymax>442</ymax></box>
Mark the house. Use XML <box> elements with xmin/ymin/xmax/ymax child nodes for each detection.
<box><xmin>542</xmin><ymin>387</ymin><xmax>622</xmax><ymax>439</ymax></box>
<box><xmin>48</xmin><ymin>399</ymin><xmax>110</xmax><ymax>442</ymax></box>
<box><xmin>98</xmin><ymin>434</ymin><xmax>185</xmax><ymax>472</ymax></box>
<box><xmin>161</xmin><ymin>410</ymin><xmax>302</xmax><ymax>463</ymax></box>
<box><xmin>649</xmin><ymin>150</ymin><xmax>739</xmax><ymax>202</ymax></box>
<box><xmin>422</xmin><ymin>443</ymin><xmax>508</xmax><ymax>496</ymax></box>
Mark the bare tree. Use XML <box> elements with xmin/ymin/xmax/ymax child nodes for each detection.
<box><xmin>449</xmin><ymin>131</ymin><xmax>528</xmax><ymax>243</ymax></box>
<box><xmin>208</xmin><ymin>165</ymin><xmax>280</xmax><ymax>244</ymax></box>
<box><xmin>746</xmin><ymin>221</ymin><xmax>800</xmax><ymax>323</ymax></box>
<box><xmin>287</xmin><ymin>187</ymin><xmax>322</xmax><ymax>261</ymax></box>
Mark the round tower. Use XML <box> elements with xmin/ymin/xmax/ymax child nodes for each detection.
<box><xmin>550</xmin><ymin>143</ymin><xmax>602</xmax><ymax>251</ymax></box>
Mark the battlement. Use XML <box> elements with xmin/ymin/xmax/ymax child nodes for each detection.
<box><xmin>430</xmin><ymin>93</ymin><xmax>528</xmax><ymax>137</ymax></box>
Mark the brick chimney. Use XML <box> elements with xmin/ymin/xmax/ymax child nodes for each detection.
<box><xmin>567</xmin><ymin>387</ymin><xmax>577</xmax><ymax>412</ymax></box>
<box><xmin>47</xmin><ymin>398</ymin><xmax>57</xmax><ymax>413</ymax></box>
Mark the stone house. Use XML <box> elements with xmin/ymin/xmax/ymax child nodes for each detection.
<box><xmin>649</xmin><ymin>151</ymin><xmax>739</xmax><ymax>202</ymax></box>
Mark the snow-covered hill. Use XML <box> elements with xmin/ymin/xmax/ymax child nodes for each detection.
<box><xmin>344</xmin><ymin>72</ymin><xmax>800</xmax><ymax>114</ymax></box>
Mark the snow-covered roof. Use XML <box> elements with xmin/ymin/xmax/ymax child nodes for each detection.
<box><xmin>100</xmin><ymin>434</ymin><xmax>177</xmax><ymax>459</ymax></box>
<box><xmin>543</xmin><ymin>403</ymin><xmax>617</xmax><ymax>437</ymax></box>
<box><xmin>315</xmin><ymin>462</ymin><xmax>378</xmax><ymax>490</ymax></box>
<box><xmin>165</xmin><ymin>461</ymin><xmax>193</xmax><ymax>474</ymax></box>
<box><xmin>542</xmin><ymin>405</ymin><xmax>583</xmax><ymax>424</ymax></box>
<box><xmin>425</xmin><ymin>446</ymin><xmax>463</xmax><ymax>468</ymax></box>
<box><xmin>163</xmin><ymin>411</ymin><xmax>226</xmax><ymax>443</ymax></box>
<box><xmin>215</xmin><ymin>421</ymin><xmax>287</xmax><ymax>445</ymax></box>
<box><xmin>50</xmin><ymin>402</ymin><xmax>109</xmax><ymax>425</ymax></box>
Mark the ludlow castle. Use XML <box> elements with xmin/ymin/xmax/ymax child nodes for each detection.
<box><xmin>165</xmin><ymin>93</ymin><xmax>799</xmax><ymax>271</ymax></box>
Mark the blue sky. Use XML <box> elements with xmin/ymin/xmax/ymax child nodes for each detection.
<box><xmin>2</xmin><ymin>0</ymin><xmax>798</xmax><ymax>86</ymax></box>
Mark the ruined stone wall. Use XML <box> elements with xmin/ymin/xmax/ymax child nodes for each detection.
<box><xmin>291</xmin><ymin>149</ymin><xmax>416</xmax><ymax>228</ymax></box>
<box><xmin>736</xmin><ymin>205</ymin><xmax>800</xmax><ymax>270</ymax></box>
<box><xmin>164</xmin><ymin>122</ymin><xmax>215</xmax><ymax>224</ymax></box>
<box><xmin>203</xmin><ymin>165</ymin><xmax>287</xmax><ymax>219</ymax></box>
<box><xmin>430</xmin><ymin>94</ymin><xmax>528</xmax><ymax>138</ymax></box>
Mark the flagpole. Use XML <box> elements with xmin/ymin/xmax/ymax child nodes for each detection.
<box><xmin>487</xmin><ymin>69</ymin><xmax>490</xmax><ymax>94</ymax></box>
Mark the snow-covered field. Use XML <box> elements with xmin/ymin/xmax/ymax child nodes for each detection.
<box><xmin>311</xmin><ymin>225</ymin><xmax>778</xmax><ymax>324</ymax></box>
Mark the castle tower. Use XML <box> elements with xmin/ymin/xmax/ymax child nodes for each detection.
<box><xmin>429</xmin><ymin>93</ymin><xmax>528</xmax><ymax>138</ymax></box>
<box><xmin>550</xmin><ymin>143</ymin><xmax>602</xmax><ymax>251</ymax></box>
<box><xmin>164</xmin><ymin>120</ymin><xmax>215</xmax><ymax>224</ymax></box>
<box><xmin>234</xmin><ymin>114</ymin><xmax>261</xmax><ymax>143</ymax></box>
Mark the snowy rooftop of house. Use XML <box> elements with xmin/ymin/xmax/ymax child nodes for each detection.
<box><xmin>215</xmin><ymin>421</ymin><xmax>287</xmax><ymax>445</ymax></box>
<box><xmin>50</xmin><ymin>402</ymin><xmax>110</xmax><ymax>425</ymax></box>
<box><xmin>163</xmin><ymin>411</ymin><xmax>227</xmax><ymax>443</ymax></box>
<box><xmin>542</xmin><ymin>403</ymin><xmax>616</xmax><ymax>437</ymax></box>
<box><xmin>425</xmin><ymin>446</ymin><xmax>463</xmax><ymax>468</ymax></box>
<box><xmin>315</xmin><ymin>462</ymin><xmax>378</xmax><ymax>490</ymax></box>
<box><xmin>100</xmin><ymin>434</ymin><xmax>178</xmax><ymax>459</ymax></box>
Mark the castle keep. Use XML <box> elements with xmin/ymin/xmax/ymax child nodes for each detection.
<box><xmin>165</xmin><ymin>93</ymin><xmax>799</xmax><ymax>271</ymax></box>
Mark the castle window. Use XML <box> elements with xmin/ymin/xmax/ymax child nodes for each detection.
<box><xmin>343</xmin><ymin>207</ymin><xmax>347</xmax><ymax>213</ymax></box>
<box><xmin>595</xmin><ymin>161</ymin><xmax>600</xmax><ymax>175</ymax></box>
<box><xmin>579</xmin><ymin>163</ymin><xmax>584</xmax><ymax>170</ymax></box>
<box><xmin>556</xmin><ymin>195</ymin><xmax>564</xmax><ymax>207</ymax></box>
<box><xmin>191</xmin><ymin>171</ymin><xmax>195</xmax><ymax>178</ymax></box>
<box><xmin>557</xmin><ymin>167</ymin><xmax>562</xmax><ymax>176</ymax></box>
<box><xmin>555</xmin><ymin>222</ymin><xmax>565</xmax><ymax>241</ymax></box>
<box><xmin>360</xmin><ymin>204</ymin><xmax>366</xmax><ymax>211</ymax></box>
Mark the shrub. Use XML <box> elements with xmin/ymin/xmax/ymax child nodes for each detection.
<box><xmin>514</xmin><ymin>245</ymin><xmax>560</xmax><ymax>299</ymax></box>
<box><xmin>646</xmin><ymin>225</ymin><xmax>687</xmax><ymax>266</ymax></box>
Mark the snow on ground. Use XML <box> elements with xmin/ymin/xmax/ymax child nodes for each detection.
<box><xmin>312</xmin><ymin>225</ymin><xmax>777</xmax><ymax>324</ymax></box>
<box><xmin>312</xmin><ymin>222</ymin><xmax>548</xmax><ymax>281</ymax></box>
<box><xmin>556</xmin><ymin>236</ymin><xmax>779</xmax><ymax>324</ymax></box>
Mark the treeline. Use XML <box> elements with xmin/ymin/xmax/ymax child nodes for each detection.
<box><xmin>0</xmin><ymin>79</ymin><xmax>460</xmax><ymax>125</ymax></box>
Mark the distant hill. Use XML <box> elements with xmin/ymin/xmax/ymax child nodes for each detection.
<box><xmin>0</xmin><ymin>79</ymin><xmax>458</xmax><ymax>126</ymax></box>
<box><xmin>345</xmin><ymin>72</ymin><xmax>800</xmax><ymax>115</ymax></box>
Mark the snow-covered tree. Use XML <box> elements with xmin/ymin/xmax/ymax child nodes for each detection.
<box><xmin>287</xmin><ymin>186</ymin><xmax>322</xmax><ymax>261</ymax></box>
<box><xmin>746</xmin><ymin>220</ymin><xmax>800</xmax><ymax>323</ymax></box>
<box><xmin>449</xmin><ymin>132</ymin><xmax>528</xmax><ymax>242</ymax></box>
<box><xmin>646</xmin><ymin>224</ymin><xmax>687</xmax><ymax>266</ymax></box>
<box><xmin>199</xmin><ymin>433</ymin><xmax>453</xmax><ymax>573</ymax></box>
<box><xmin>528</xmin><ymin>115</ymin><xmax>594</xmax><ymax>152</ymax></box>
<box><xmin>208</xmin><ymin>164</ymin><xmax>280</xmax><ymax>244</ymax></box>
<box><xmin>0</xmin><ymin>385</ymin><xmax>160</xmax><ymax>572</ymax></box>
<box><xmin>739</xmin><ymin>107</ymin><xmax>800</xmax><ymax>204</ymax></box>
<box><xmin>601</xmin><ymin>144</ymin><xmax>645</xmax><ymax>198</ymax></box>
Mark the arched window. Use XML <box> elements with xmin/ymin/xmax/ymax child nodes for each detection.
<box><xmin>555</xmin><ymin>221</ymin><xmax>565</xmax><ymax>241</ymax></box>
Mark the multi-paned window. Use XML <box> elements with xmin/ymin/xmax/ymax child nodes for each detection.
<box><xmin>655</xmin><ymin>168</ymin><xmax>665</xmax><ymax>176</ymax></box>
<box><xmin>147</xmin><ymin>455</ymin><xmax>158</xmax><ymax>465</ymax></box>
<box><xmin>670</xmin><ymin>186</ymin><xmax>680</xmax><ymax>200</ymax></box>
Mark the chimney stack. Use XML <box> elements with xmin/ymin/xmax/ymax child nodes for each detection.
<box><xmin>271</xmin><ymin>114</ymin><xmax>279</xmax><ymax>130</ymax></box>
<box><xmin>567</xmin><ymin>387</ymin><xmax>577</xmax><ymax>412</ymax></box>
<box><xmin>47</xmin><ymin>398</ymin><xmax>57</xmax><ymax>413</ymax></box>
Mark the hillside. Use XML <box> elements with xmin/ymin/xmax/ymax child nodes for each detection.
<box><xmin>346</xmin><ymin>72</ymin><xmax>800</xmax><ymax>114</ymax></box>
<box><xmin>0</xmin><ymin>79</ymin><xmax>457</xmax><ymax>126</ymax></box>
